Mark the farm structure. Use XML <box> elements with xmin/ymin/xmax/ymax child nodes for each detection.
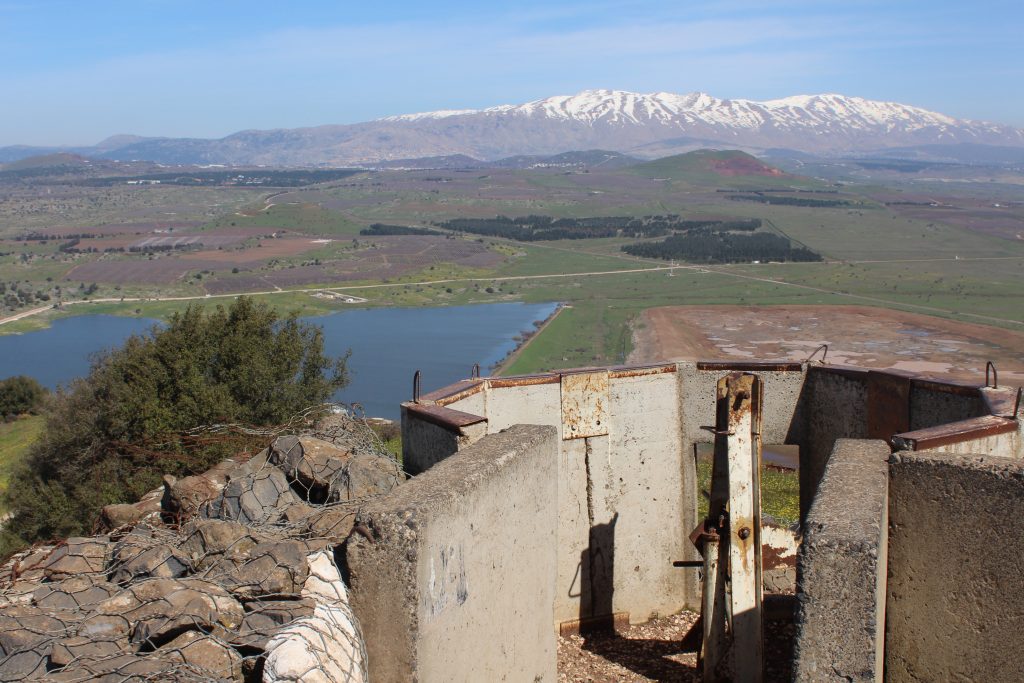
<box><xmin>345</xmin><ymin>357</ymin><xmax>1023</xmax><ymax>682</ymax></box>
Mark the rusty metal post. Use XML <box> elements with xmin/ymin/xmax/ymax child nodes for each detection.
<box><xmin>700</xmin><ymin>373</ymin><xmax>764</xmax><ymax>683</ymax></box>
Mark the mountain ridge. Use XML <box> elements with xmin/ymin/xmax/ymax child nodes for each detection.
<box><xmin>3</xmin><ymin>89</ymin><xmax>1022</xmax><ymax>166</ymax></box>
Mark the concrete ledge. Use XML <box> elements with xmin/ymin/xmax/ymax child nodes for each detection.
<box><xmin>346</xmin><ymin>425</ymin><xmax>559</xmax><ymax>683</ymax></box>
<box><xmin>793</xmin><ymin>438</ymin><xmax>890</xmax><ymax>682</ymax></box>
<box><xmin>886</xmin><ymin>451</ymin><xmax>1024</xmax><ymax>683</ymax></box>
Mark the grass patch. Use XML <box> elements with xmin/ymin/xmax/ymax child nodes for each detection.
<box><xmin>696</xmin><ymin>452</ymin><xmax>799</xmax><ymax>528</ymax></box>
<box><xmin>0</xmin><ymin>415</ymin><xmax>44</xmax><ymax>511</ymax></box>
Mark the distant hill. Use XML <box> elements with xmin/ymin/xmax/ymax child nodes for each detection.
<box><xmin>1</xmin><ymin>152</ymin><xmax>96</xmax><ymax>171</ymax></box>
<box><xmin>631</xmin><ymin>150</ymin><xmax>803</xmax><ymax>187</ymax></box>
<box><xmin>2</xmin><ymin>89</ymin><xmax>1022</xmax><ymax>167</ymax></box>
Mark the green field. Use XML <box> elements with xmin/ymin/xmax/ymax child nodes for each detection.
<box><xmin>0</xmin><ymin>416</ymin><xmax>43</xmax><ymax>511</ymax></box>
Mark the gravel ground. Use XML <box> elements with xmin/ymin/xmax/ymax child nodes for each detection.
<box><xmin>558</xmin><ymin>609</ymin><xmax>795</xmax><ymax>682</ymax></box>
<box><xmin>558</xmin><ymin>612</ymin><xmax>701</xmax><ymax>682</ymax></box>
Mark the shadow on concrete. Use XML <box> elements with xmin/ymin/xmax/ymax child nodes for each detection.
<box><xmin>576</xmin><ymin>513</ymin><xmax>699</xmax><ymax>681</ymax></box>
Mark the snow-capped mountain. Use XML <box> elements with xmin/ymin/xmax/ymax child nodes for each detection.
<box><xmin>3</xmin><ymin>90</ymin><xmax>1022</xmax><ymax>166</ymax></box>
<box><xmin>379</xmin><ymin>89</ymin><xmax>1022</xmax><ymax>156</ymax></box>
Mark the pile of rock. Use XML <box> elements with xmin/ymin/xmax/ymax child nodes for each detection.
<box><xmin>0</xmin><ymin>432</ymin><xmax>403</xmax><ymax>682</ymax></box>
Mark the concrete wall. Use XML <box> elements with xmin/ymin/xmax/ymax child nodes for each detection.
<box><xmin>792</xmin><ymin>439</ymin><xmax>890</xmax><ymax>682</ymax></box>
<box><xmin>346</xmin><ymin>425</ymin><xmax>559</xmax><ymax>683</ymax></box>
<box><xmin>425</xmin><ymin>366</ymin><xmax>694</xmax><ymax>626</ymax></box>
<box><xmin>886</xmin><ymin>451</ymin><xmax>1024</xmax><ymax>683</ymax></box>
<box><xmin>800</xmin><ymin>367</ymin><xmax>869</xmax><ymax>520</ymax></box>
<box><xmin>908</xmin><ymin>381</ymin><xmax>987</xmax><ymax>430</ymax></box>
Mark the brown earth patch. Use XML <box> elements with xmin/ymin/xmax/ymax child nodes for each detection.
<box><xmin>708</xmin><ymin>157</ymin><xmax>786</xmax><ymax>177</ymax></box>
<box><xmin>64</xmin><ymin>258</ymin><xmax>203</xmax><ymax>284</ymax></box>
<box><xmin>629</xmin><ymin>305</ymin><xmax>1024</xmax><ymax>384</ymax></box>
<box><xmin>188</xmin><ymin>237</ymin><xmax>324</xmax><ymax>264</ymax></box>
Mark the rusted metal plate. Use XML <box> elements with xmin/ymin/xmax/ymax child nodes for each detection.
<box><xmin>608</xmin><ymin>362</ymin><xmax>677</xmax><ymax>378</ymax></box>
<box><xmin>487</xmin><ymin>373</ymin><xmax>560</xmax><ymax>389</ymax></box>
<box><xmin>420</xmin><ymin>379</ymin><xmax>486</xmax><ymax>405</ymax></box>
<box><xmin>697</xmin><ymin>360</ymin><xmax>802</xmax><ymax>372</ymax></box>
<box><xmin>560</xmin><ymin>371</ymin><xmax>609</xmax><ymax>440</ymax></box>
<box><xmin>867</xmin><ymin>370</ymin><xmax>911</xmax><ymax>439</ymax></box>
<box><xmin>892</xmin><ymin>414</ymin><xmax>1017</xmax><ymax>450</ymax></box>
<box><xmin>402</xmin><ymin>403</ymin><xmax>487</xmax><ymax>432</ymax></box>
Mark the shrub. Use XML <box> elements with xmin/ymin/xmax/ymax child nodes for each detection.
<box><xmin>0</xmin><ymin>375</ymin><xmax>46</xmax><ymax>419</ymax></box>
<box><xmin>1</xmin><ymin>297</ymin><xmax>349</xmax><ymax>553</ymax></box>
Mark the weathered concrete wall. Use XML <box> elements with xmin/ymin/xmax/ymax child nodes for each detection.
<box><xmin>401</xmin><ymin>406</ymin><xmax>488</xmax><ymax>476</ymax></box>
<box><xmin>431</xmin><ymin>367</ymin><xmax>693</xmax><ymax>625</ymax></box>
<box><xmin>677</xmin><ymin>362</ymin><xmax>806</xmax><ymax>449</ymax></box>
<box><xmin>401</xmin><ymin>408</ymin><xmax>461</xmax><ymax>475</ymax></box>
<box><xmin>792</xmin><ymin>439</ymin><xmax>889</xmax><ymax>682</ymax></box>
<box><xmin>886</xmin><ymin>451</ymin><xmax>1024</xmax><ymax>683</ymax></box>
<box><xmin>908</xmin><ymin>381</ymin><xmax>987</xmax><ymax>430</ymax></box>
<box><xmin>346</xmin><ymin>425</ymin><xmax>559</xmax><ymax>683</ymax></box>
<box><xmin>801</xmin><ymin>367</ymin><xmax>869</xmax><ymax>519</ymax></box>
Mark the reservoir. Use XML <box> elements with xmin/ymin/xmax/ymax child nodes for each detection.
<box><xmin>0</xmin><ymin>302</ymin><xmax>558</xmax><ymax>420</ymax></box>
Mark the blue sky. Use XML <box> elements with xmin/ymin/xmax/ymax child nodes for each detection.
<box><xmin>1</xmin><ymin>0</ymin><xmax>1021</xmax><ymax>146</ymax></box>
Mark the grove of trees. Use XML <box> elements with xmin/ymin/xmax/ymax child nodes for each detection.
<box><xmin>622</xmin><ymin>229</ymin><xmax>823</xmax><ymax>263</ymax></box>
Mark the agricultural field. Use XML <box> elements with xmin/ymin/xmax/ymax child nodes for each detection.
<box><xmin>1</xmin><ymin>149</ymin><xmax>1021</xmax><ymax>391</ymax></box>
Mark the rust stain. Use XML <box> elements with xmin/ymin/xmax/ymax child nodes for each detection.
<box><xmin>608</xmin><ymin>363</ymin><xmax>677</xmax><ymax>378</ymax></box>
<box><xmin>698</xmin><ymin>360</ymin><xmax>803</xmax><ymax>372</ymax></box>
<box><xmin>487</xmin><ymin>374</ymin><xmax>560</xmax><ymax>389</ymax></box>
<box><xmin>421</xmin><ymin>379</ymin><xmax>486</xmax><ymax>406</ymax></box>
<box><xmin>893</xmin><ymin>414</ymin><xmax>1017</xmax><ymax>450</ymax></box>
<box><xmin>560</xmin><ymin>371</ymin><xmax>609</xmax><ymax>440</ymax></box>
<box><xmin>761</xmin><ymin>543</ymin><xmax>796</xmax><ymax>570</ymax></box>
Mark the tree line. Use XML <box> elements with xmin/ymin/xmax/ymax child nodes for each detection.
<box><xmin>621</xmin><ymin>229</ymin><xmax>823</xmax><ymax>263</ymax></box>
<box><xmin>359</xmin><ymin>223</ymin><xmax>440</xmax><ymax>236</ymax></box>
<box><xmin>727</xmin><ymin>194</ymin><xmax>851</xmax><ymax>208</ymax></box>
<box><xmin>434</xmin><ymin>215</ymin><xmax>763</xmax><ymax>241</ymax></box>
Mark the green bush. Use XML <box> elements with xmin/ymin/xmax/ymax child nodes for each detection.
<box><xmin>1</xmin><ymin>297</ymin><xmax>349</xmax><ymax>554</ymax></box>
<box><xmin>0</xmin><ymin>375</ymin><xmax>46</xmax><ymax>419</ymax></box>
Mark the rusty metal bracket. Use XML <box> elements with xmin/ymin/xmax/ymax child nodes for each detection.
<box><xmin>985</xmin><ymin>361</ymin><xmax>998</xmax><ymax>388</ymax></box>
<box><xmin>1014</xmin><ymin>387</ymin><xmax>1022</xmax><ymax>418</ymax></box>
<box><xmin>471</xmin><ymin>363</ymin><xmax>480</xmax><ymax>379</ymax></box>
<box><xmin>700</xmin><ymin>425</ymin><xmax>734</xmax><ymax>436</ymax></box>
<box><xmin>412</xmin><ymin>370</ymin><xmax>421</xmax><ymax>403</ymax></box>
<box><xmin>806</xmin><ymin>343</ymin><xmax>829</xmax><ymax>363</ymax></box>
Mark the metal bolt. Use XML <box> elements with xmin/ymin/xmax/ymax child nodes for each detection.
<box><xmin>738</xmin><ymin>527</ymin><xmax>751</xmax><ymax>540</ymax></box>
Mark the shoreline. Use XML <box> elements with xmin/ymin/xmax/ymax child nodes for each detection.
<box><xmin>494</xmin><ymin>304</ymin><xmax>565</xmax><ymax>376</ymax></box>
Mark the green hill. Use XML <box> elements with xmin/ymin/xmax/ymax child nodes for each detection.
<box><xmin>631</xmin><ymin>149</ymin><xmax>818</xmax><ymax>188</ymax></box>
<box><xmin>1</xmin><ymin>152</ymin><xmax>94</xmax><ymax>171</ymax></box>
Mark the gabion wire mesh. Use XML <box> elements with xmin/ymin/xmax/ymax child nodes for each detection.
<box><xmin>0</xmin><ymin>404</ymin><xmax>401</xmax><ymax>682</ymax></box>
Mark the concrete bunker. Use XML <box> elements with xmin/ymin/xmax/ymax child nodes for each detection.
<box><xmin>346</xmin><ymin>358</ymin><xmax>1021</xmax><ymax>681</ymax></box>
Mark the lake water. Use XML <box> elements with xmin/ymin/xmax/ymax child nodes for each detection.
<box><xmin>0</xmin><ymin>302</ymin><xmax>558</xmax><ymax>420</ymax></box>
